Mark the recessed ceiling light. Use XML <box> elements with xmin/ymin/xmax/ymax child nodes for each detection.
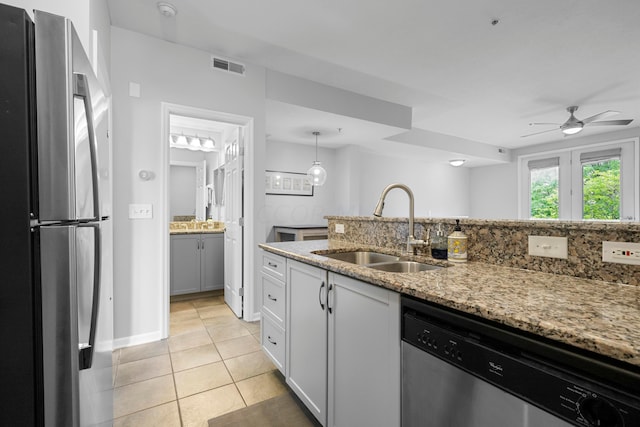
<box><xmin>449</xmin><ymin>159</ymin><xmax>466</xmax><ymax>167</ymax></box>
<box><xmin>157</xmin><ymin>2</ymin><xmax>177</xmax><ymax>18</ymax></box>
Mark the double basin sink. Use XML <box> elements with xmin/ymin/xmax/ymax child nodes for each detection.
<box><xmin>318</xmin><ymin>251</ymin><xmax>443</xmax><ymax>273</ymax></box>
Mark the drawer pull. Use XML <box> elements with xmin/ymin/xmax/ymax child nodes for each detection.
<box><xmin>268</xmin><ymin>262</ymin><xmax>278</xmax><ymax>268</ymax></box>
<box><xmin>267</xmin><ymin>294</ymin><xmax>277</xmax><ymax>302</ymax></box>
<box><xmin>267</xmin><ymin>336</ymin><xmax>277</xmax><ymax>345</ymax></box>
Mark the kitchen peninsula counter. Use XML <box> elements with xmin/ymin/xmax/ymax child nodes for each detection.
<box><xmin>259</xmin><ymin>239</ymin><xmax>640</xmax><ymax>369</ymax></box>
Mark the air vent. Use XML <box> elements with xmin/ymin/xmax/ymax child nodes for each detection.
<box><xmin>211</xmin><ymin>57</ymin><xmax>245</xmax><ymax>76</ymax></box>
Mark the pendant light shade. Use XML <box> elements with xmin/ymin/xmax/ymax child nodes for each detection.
<box><xmin>307</xmin><ymin>131</ymin><xmax>327</xmax><ymax>186</ymax></box>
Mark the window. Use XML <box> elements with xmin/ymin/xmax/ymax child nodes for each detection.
<box><xmin>528</xmin><ymin>158</ymin><xmax>559</xmax><ymax>219</ymax></box>
<box><xmin>519</xmin><ymin>139</ymin><xmax>638</xmax><ymax>221</ymax></box>
<box><xmin>579</xmin><ymin>149</ymin><xmax>620</xmax><ymax>220</ymax></box>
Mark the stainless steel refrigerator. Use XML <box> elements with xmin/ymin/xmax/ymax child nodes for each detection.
<box><xmin>0</xmin><ymin>4</ymin><xmax>113</xmax><ymax>426</ymax></box>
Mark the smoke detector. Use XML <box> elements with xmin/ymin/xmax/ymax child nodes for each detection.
<box><xmin>157</xmin><ymin>2</ymin><xmax>177</xmax><ymax>18</ymax></box>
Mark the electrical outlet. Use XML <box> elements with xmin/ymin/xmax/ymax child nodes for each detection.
<box><xmin>335</xmin><ymin>224</ymin><xmax>345</xmax><ymax>234</ymax></box>
<box><xmin>129</xmin><ymin>203</ymin><xmax>153</xmax><ymax>219</ymax></box>
<box><xmin>602</xmin><ymin>241</ymin><xmax>640</xmax><ymax>265</ymax></box>
<box><xmin>528</xmin><ymin>236</ymin><xmax>568</xmax><ymax>259</ymax></box>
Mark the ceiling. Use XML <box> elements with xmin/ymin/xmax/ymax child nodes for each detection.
<box><xmin>107</xmin><ymin>0</ymin><xmax>640</xmax><ymax>164</ymax></box>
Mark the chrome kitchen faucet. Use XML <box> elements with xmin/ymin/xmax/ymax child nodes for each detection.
<box><xmin>373</xmin><ymin>183</ymin><xmax>427</xmax><ymax>254</ymax></box>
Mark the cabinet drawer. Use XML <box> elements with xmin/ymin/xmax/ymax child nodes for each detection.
<box><xmin>262</xmin><ymin>272</ymin><xmax>285</xmax><ymax>326</ymax></box>
<box><xmin>262</xmin><ymin>252</ymin><xmax>285</xmax><ymax>281</ymax></box>
<box><xmin>261</xmin><ymin>315</ymin><xmax>285</xmax><ymax>373</ymax></box>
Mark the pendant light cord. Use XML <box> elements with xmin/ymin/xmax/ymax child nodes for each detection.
<box><xmin>313</xmin><ymin>131</ymin><xmax>320</xmax><ymax>162</ymax></box>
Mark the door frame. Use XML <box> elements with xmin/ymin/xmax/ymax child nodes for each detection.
<box><xmin>160</xmin><ymin>102</ymin><xmax>255</xmax><ymax>338</ymax></box>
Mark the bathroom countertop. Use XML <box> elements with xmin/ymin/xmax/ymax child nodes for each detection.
<box><xmin>169</xmin><ymin>221</ymin><xmax>225</xmax><ymax>235</ymax></box>
<box><xmin>259</xmin><ymin>239</ymin><xmax>640</xmax><ymax>369</ymax></box>
<box><xmin>170</xmin><ymin>229</ymin><xmax>224</xmax><ymax>235</ymax></box>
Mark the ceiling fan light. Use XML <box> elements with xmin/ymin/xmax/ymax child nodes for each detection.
<box><xmin>562</xmin><ymin>125</ymin><xmax>583</xmax><ymax>135</ymax></box>
<box><xmin>449</xmin><ymin>159</ymin><xmax>466</xmax><ymax>167</ymax></box>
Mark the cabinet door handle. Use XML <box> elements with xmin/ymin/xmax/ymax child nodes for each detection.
<box><xmin>197</xmin><ymin>240</ymin><xmax>200</xmax><ymax>249</ymax></box>
<box><xmin>267</xmin><ymin>294</ymin><xmax>277</xmax><ymax>302</ymax></box>
<box><xmin>318</xmin><ymin>281</ymin><xmax>326</xmax><ymax>310</ymax></box>
<box><xmin>267</xmin><ymin>336</ymin><xmax>277</xmax><ymax>345</ymax></box>
<box><xmin>328</xmin><ymin>283</ymin><xmax>334</xmax><ymax>314</ymax></box>
<box><xmin>268</xmin><ymin>262</ymin><xmax>278</xmax><ymax>268</ymax></box>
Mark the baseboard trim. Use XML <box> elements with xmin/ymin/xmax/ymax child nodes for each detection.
<box><xmin>113</xmin><ymin>330</ymin><xmax>163</xmax><ymax>350</ymax></box>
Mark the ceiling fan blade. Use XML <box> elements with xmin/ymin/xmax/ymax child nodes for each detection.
<box><xmin>521</xmin><ymin>127</ymin><xmax>559</xmax><ymax>138</ymax></box>
<box><xmin>528</xmin><ymin>122</ymin><xmax>560</xmax><ymax>126</ymax></box>
<box><xmin>586</xmin><ymin>119</ymin><xmax>633</xmax><ymax>127</ymax></box>
<box><xmin>581</xmin><ymin>110</ymin><xmax>619</xmax><ymax>124</ymax></box>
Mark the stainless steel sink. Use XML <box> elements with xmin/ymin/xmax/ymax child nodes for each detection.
<box><xmin>319</xmin><ymin>251</ymin><xmax>443</xmax><ymax>273</ymax></box>
<box><xmin>367</xmin><ymin>261</ymin><xmax>443</xmax><ymax>273</ymax></box>
<box><xmin>322</xmin><ymin>251</ymin><xmax>400</xmax><ymax>265</ymax></box>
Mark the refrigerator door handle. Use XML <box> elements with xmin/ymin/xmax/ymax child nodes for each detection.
<box><xmin>78</xmin><ymin>223</ymin><xmax>101</xmax><ymax>370</ymax></box>
<box><xmin>73</xmin><ymin>72</ymin><xmax>101</xmax><ymax>220</ymax></box>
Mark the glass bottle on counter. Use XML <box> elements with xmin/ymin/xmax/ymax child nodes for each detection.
<box><xmin>430</xmin><ymin>223</ymin><xmax>448</xmax><ymax>260</ymax></box>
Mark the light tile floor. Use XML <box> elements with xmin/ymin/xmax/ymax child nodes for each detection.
<box><xmin>112</xmin><ymin>294</ymin><xmax>288</xmax><ymax>427</ymax></box>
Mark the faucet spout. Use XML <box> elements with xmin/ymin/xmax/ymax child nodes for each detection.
<box><xmin>373</xmin><ymin>183</ymin><xmax>425</xmax><ymax>253</ymax></box>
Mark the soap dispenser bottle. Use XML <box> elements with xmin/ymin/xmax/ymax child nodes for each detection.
<box><xmin>447</xmin><ymin>219</ymin><xmax>468</xmax><ymax>263</ymax></box>
<box><xmin>430</xmin><ymin>223</ymin><xmax>448</xmax><ymax>260</ymax></box>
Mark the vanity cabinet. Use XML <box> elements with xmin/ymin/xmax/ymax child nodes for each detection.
<box><xmin>170</xmin><ymin>233</ymin><xmax>224</xmax><ymax>296</ymax></box>
<box><xmin>286</xmin><ymin>258</ymin><xmax>401</xmax><ymax>427</ymax></box>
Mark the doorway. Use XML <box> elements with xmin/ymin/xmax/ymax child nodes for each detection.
<box><xmin>161</xmin><ymin>102</ymin><xmax>254</xmax><ymax>339</ymax></box>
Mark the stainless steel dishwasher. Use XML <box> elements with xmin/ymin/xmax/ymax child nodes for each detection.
<box><xmin>401</xmin><ymin>296</ymin><xmax>640</xmax><ymax>427</ymax></box>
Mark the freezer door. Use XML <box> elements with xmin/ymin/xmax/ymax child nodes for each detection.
<box><xmin>40</xmin><ymin>226</ymin><xmax>79</xmax><ymax>427</ymax></box>
<box><xmin>77</xmin><ymin>223</ymin><xmax>113</xmax><ymax>426</ymax></box>
<box><xmin>40</xmin><ymin>224</ymin><xmax>113</xmax><ymax>427</ymax></box>
<box><xmin>35</xmin><ymin>11</ymin><xmax>109</xmax><ymax>221</ymax></box>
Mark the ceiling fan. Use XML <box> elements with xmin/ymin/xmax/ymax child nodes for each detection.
<box><xmin>521</xmin><ymin>106</ymin><xmax>633</xmax><ymax>138</ymax></box>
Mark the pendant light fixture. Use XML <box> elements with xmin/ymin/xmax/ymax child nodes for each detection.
<box><xmin>307</xmin><ymin>131</ymin><xmax>327</xmax><ymax>186</ymax></box>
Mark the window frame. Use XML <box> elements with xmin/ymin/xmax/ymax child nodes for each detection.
<box><xmin>518</xmin><ymin>138</ymin><xmax>639</xmax><ymax>221</ymax></box>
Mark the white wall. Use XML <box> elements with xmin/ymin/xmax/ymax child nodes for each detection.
<box><xmin>111</xmin><ymin>27</ymin><xmax>266</xmax><ymax>345</ymax></box>
<box><xmin>352</xmin><ymin>150</ymin><xmax>471</xmax><ymax>218</ymax></box>
<box><xmin>264</xmin><ymin>141</ymin><xmax>338</xmax><ymax>240</ymax></box>
<box><xmin>333</xmin><ymin>145</ymin><xmax>362</xmax><ymax>216</ymax></box>
<box><xmin>469</xmin><ymin>163</ymin><xmax>518</xmax><ymax>219</ymax></box>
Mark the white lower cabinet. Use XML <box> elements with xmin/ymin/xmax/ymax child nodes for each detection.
<box><xmin>286</xmin><ymin>259</ymin><xmax>401</xmax><ymax>427</ymax></box>
<box><xmin>286</xmin><ymin>260</ymin><xmax>328</xmax><ymax>423</ymax></box>
<box><xmin>327</xmin><ymin>272</ymin><xmax>400</xmax><ymax>427</ymax></box>
<box><xmin>260</xmin><ymin>252</ymin><xmax>287</xmax><ymax>374</ymax></box>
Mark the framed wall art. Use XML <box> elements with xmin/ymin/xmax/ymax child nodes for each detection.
<box><xmin>265</xmin><ymin>170</ymin><xmax>314</xmax><ymax>196</ymax></box>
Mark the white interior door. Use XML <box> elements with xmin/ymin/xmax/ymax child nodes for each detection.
<box><xmin>224</xmin><ymin>128</ymin><xmax>243</xmax><ymax>317</ymax></box>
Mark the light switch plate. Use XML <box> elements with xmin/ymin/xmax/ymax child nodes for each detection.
<box><xmin>129</xmin><ymin>82</ymin><xmax>141</xmax><ymax>98</ymax></box>
<box><xmin>335</xmin><ymin>224</ymin><xmax>345</xmax><ymax>234</ymax></box>
<box><xmin>528</xmin><ymin>236</ymin><xmax>568</xmax><ymax>259</ymax></box>
<box><xmin>602</xmin><ymin>241</ymin><xmax>640</xmax><ymax>265</ymax></box>
<box><xmin>129</xmin><ymin>203</ymin><xmax>153</xmax><ymax>219</ymax></box>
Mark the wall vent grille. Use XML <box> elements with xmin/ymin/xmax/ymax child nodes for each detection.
<box><xmin>211</xmin><ymin>57</ymin><xmax>246</xmax><ymax>76</ymax></box>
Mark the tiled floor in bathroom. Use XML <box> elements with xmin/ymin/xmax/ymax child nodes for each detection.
<box><xmin>112</xmin><ymin>293</ymin><xmax>287</xmax><ymax>427</ymax></box>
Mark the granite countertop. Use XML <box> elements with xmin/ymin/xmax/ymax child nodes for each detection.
<box><xmin>259</xmin><ymin>239</ymin><xmax>640</xmax><ymax>369</ymax></box>
<box><xmin>169</xmin><ymin>221</ymin><xmax>225</xmax><ymax>235</ymax></box>
<box><xmin>170</xmin><ymin>229</ymin><xmax>224</xmax><ymax>235</ymax></box>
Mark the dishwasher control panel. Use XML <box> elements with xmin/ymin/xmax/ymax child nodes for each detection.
<box><xmin>402</xmin><ymin>306</ymin><xmax>640</xmax><ymax>427</ymax></box>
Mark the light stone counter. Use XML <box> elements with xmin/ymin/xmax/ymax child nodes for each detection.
<box><xmin>259</xmin><ymin>239</ymin><xmax>640</xmax><ymax>369</ymax></box>
<box><xmin>169</xmin><ymin>221</ymin><xmax>225</xmax><ymax>235</ymax></box>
